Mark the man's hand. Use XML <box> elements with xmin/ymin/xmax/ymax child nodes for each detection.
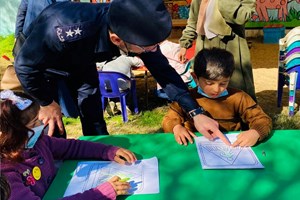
<box><xmin>39</xmin><ymin>101</ymin><xmax>64</xmax><ymax>136</ymax></box>
<box><xmin>193</xmin><ymin>114</ymin><xmax>231</xmax><ymax>145</ymax></box>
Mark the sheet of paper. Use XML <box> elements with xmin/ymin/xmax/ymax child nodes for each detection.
<box><xmin>63</xmin><ymin>157</ymin><xmax>159</xmax><ymax>197</ymax></box>
<box><xmin>195</xmin><ymin>134</ymin><xmax>264</xmax><ymax>169</ymax></box>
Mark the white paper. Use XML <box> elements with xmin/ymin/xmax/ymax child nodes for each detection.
<box><xmin>63</xmin><ymin>157</ymin><xmax>159</xmax><ymax>197</ymax></box>
<box><xmin>195</xmin><ymin>134</ymin><xmax>264</xmax><ymax>169</ymax></box>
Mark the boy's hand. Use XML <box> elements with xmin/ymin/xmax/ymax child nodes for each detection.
<box><xmin>173</xmin><ymin>125</ymin><xmax>197</xmax><ymax>146</ymax></box>
<box><xmin>114</xmin><ymin>148</ymin><xmax>137</xmax><ymax>164</ymax></box>
<box><xmin>108</xmin><ymin>176</ymin><xmax>130</xmax><ymax>196</ymax></box>
<box><xmin>232</xmin><ymin>130</ymin><xmax>260</xmax><ymax>147</ymax></box>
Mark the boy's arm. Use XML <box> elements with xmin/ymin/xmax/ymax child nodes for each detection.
<box><xmin>238</xmin><ymin>93</ymin><xmax>272</xmax><ymax>141</ymax></box>
<box><xmin>162</xmin><ymin>102</ymin><xmax>187</xmax><ymax>133</ymax></box>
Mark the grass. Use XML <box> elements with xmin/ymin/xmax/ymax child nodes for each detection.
<box><xmin>272</xmin><ymin>113</ymin><xmax>300</xmax><ymax>129</ymax></box>
<box><xmin>63</xmin><ymin>106</ymin><xmax>168</xmax><ymax>138</ymax></box>
<box><xmin>1</xmin><ymin>35</ymin><xmax>299</xmax><ymax>139</ymax></box>
<box><xmin>0</xmin><ymin>35</ymin><xmax>14</xmax><ymax>59</ymax></box>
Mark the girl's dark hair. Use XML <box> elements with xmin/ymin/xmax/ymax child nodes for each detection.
<box><xmin>0</xmin><ymin>174</ymin><xmax>11</xmax><ymax>200</ymax></box>
<box><xmin>0</xmin><ymin>92</ymin><xmax>40</xmax><ymax>162</ymax></box>
<box><xmin>194</xmin><ymin>48</ymin><xmax>235</xmax><ymax>80</ymax></box>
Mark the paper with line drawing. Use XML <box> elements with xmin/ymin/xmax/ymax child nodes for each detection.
<box><xmin>195</xmin><ymin>134</ymin><xmax>264</xmax><ymax>169</ymax></box>
<box><xmin>63</xmin><ymin>157</ymin><xmax>159</xmax><ymax>197</ymax></box>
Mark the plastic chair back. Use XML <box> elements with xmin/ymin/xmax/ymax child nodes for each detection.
<box><xmin>277</xmin><ymin>27</ymin><xmax>300</xmax><ymax>116</ymax></box>
<box><xmin>277</xmin><ymin>65</ymin><xmax>300</xmax><ymax>116</ymax></box>
<box><xmin>98</xmin><ymin>71</ymin><xmax>138</xmax><ymax>122</ymax></box>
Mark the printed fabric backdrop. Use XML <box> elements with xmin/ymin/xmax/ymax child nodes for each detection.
<box><xmin>247</xmin><ymin>0</ymin><xmax>300</xmax><ymax>28</ymax></box>
<box><xmin>165</xmin><ymin>0</ymin><xmax>300</xmax><ymax>28</ymax></box>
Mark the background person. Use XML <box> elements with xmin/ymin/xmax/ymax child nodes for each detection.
<box><xmin>163</xmin><ymin>48</ymin><xmax>272</xmax><ymax>146</ymax></box>
<box><xmin>0</xmin><ymin>90</ymin><xmax>136</xmax><ymax>200</ymax></box>
<box><xmin>178</xmin><ymin>0</ymin><xmax>257</xmax><ymax>101</ymax></box>
<box><xmin>97</xmin><ymin>54</ymin><xmax>143</xmax><ymax>115</ymax></box>
<box><xmin>97</xmin><ymin>54</ymin><xmax>144</xmax><ymax>91</ymax></box>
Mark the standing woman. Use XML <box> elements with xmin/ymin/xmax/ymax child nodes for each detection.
<box><xmin>178</xmin><ymin>0</ymin><xmax>256</xmax><ymax>101</ymax></box>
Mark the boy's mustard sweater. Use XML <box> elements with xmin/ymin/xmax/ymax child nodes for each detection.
<box><xmin>162</xmin><ymin>87</ymin><xmax>272</xmax><ymax>141</ymax></box>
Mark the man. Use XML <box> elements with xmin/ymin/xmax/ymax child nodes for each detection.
<box><xmin>14</xmin><ymin>0</ymin><xmax>230</xmax><ymax>145</ymax></box>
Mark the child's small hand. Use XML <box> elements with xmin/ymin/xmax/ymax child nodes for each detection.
<box><xmin>114</xmin><ymin>148</ymin><xmax>137</xmax><ymax>164</ymax></box>
<box><xmin>173</xmin><ymin>125</ymin><xmax>197</xmax><ymax>146</ymax></box>
<box><xmin>178</xmin><ymin>48</ymin><xmax>187</xmax><ymax>63</ymax></box>
<box><xmin>232</xmin><ymin>130</ymin><xmax>260</xmax><ymax>147</ymax></box>
<box><xmin>108</xmin><ymin>176</ymin><xmax>130</xmax><ymax>196</ymax></box>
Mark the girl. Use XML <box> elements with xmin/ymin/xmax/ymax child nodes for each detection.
<box><xmin>0</xmin><ymin>90</ymin><xmax>137</xmax><ymax>200</ymax></box>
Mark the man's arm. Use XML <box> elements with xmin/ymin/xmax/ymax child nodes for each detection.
<box><xmin>14</xmin><ymin>21</ymin><xmax>64</xmax><ymax>136</ymax></box>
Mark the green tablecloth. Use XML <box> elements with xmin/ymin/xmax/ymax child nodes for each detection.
<box><xmin>44</xmin><ymin>130</ymin><xmax>300</xmax><ymax>200</ymax></box>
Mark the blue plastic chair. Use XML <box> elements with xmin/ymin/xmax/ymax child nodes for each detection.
<box><xmin>98</xmin><ymin>71</ymin><xmax>138</xmax><ymax>122</ymax></box>
<box><xmin>277</xmin><ymin>65</ymin><xmax>300</xmax><ymax>116</ymax></box>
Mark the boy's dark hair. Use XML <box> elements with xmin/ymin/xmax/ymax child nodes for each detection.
<box><xmin>0</xmin><ymin>92</ymin><xmax>40</xmax><ymax>162</ymax></box>
<box><xmin>194</xmin><ymin>48</ymin><xmax>235</xmax><ymax>80</ymax></box>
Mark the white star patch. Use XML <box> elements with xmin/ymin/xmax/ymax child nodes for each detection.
<box><xmin>66</xmin><ymin>29</ymin><xmax>74</xmax><ymax>37</ymax></box>
<box><xmin>74</xmin><ymin>27</ymin><xmax>82</xmax><ymax>35</ymax></box>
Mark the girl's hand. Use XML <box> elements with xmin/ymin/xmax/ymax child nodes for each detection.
<box><xmin>178</xmin><ymin>48</ymin><xmax>187</xmax><ymax>63</ymax></box>
<box><xmin>114</xmin><ymin>148</ymin><xmax>137</xmax><ymax>164</ymax></box>
<box><xmin>232</xmin><ymin>130</ymin><xmax>260</xmax><ymax>147</ymax></box>
<box><xmin>108</xmin><ymin>176</ymin><xmax>131</xmax><ymax>196</ymax></box>
<box><xmin>173</xmin><ymin>125</ymin><xmax>197</xmax><ymax>146</ymax></box>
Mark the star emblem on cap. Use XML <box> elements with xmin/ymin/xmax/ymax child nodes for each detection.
<box><xmin>66</xmin><ymin>29</ymin><xmax>74</xmax><ymax>37</ymax></box>
<box><xmin>74</xmin><ymin>27</ymin><xmax>82</xmax><ymax>35</ymax></box>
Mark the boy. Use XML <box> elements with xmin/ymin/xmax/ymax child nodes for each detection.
<box><xmin>162</xmin><ymin>48</ymin><xmax>272</xmax><ymax>147</ymax></box>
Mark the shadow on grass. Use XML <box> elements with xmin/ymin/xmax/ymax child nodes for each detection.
<box><xmin>256</xmin><ymin>89</ymin><xmax>300</xmax><ymax>129</ymax></box>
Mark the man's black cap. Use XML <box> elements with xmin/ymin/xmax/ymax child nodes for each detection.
<box><xmin>108</xmin><ymin>0</ymin><xmax>172</xmax><ymax>46</ymax></box>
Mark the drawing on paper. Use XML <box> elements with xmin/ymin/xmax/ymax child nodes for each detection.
<box><xmin>63</xmin><ymin>157</ymin><xmax>159</xmax><ymax>197</ymax></box>
<box><xmin>195</xmin><ymin>134</ymin><xmax>264</xmax><ymax>169</ymax></box>
<box><xmin>73</xmin><ymin>162</ymin><xmax>144</xmax><ymax>193</ymax></box>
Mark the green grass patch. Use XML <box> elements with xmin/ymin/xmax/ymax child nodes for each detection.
<box><xmin>273</xmin><ymin>114</ymin><xmax>300</xmax><ymax>129</ymax></box>
<box><xmin>0</xmin><ymin>34</ymin><xmax>14</xmax><ymax>58</ymax></box>
<box><xmin>135</xmin><ymin>108</ymin><xmax>166</xmax><ymax>127</ymax></box>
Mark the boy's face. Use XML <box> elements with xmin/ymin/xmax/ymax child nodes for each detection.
<box><xmin>198</xmin><ymin>77</ymin><xmax>230</xmax><ymax>98</ymax></box>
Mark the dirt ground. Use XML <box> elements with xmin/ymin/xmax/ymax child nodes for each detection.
<box><xmin>0</xmin><ymin>37</ymin><xmax>299</xmax><ymax>117</ymax></box>
<box><xmin>248</xmin><ymin>37</ymin><xmax>299</xmax><ymax>116</ymax></box>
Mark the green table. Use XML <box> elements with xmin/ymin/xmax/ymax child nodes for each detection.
<box><xmin>44</xmin><ymin>130</ymin><xmax>300</xmax><ymax>200</ymax></box>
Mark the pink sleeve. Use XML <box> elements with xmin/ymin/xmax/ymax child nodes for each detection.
<box><xmin>61</xmin><ymin>182</ymin><xmax>116</xmax><ymax>200</ymax></box>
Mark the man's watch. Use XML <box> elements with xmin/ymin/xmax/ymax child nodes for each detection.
<box><xmin>189</xmin><ymin>107</ymin><xmax>205</xmax><ymax>118</ymax></box>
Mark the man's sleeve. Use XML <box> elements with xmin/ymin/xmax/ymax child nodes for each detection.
<box><xmin>14</xmin><ymin>24</ymin><xmax>56</xmax><ymax>106</ymax></box>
